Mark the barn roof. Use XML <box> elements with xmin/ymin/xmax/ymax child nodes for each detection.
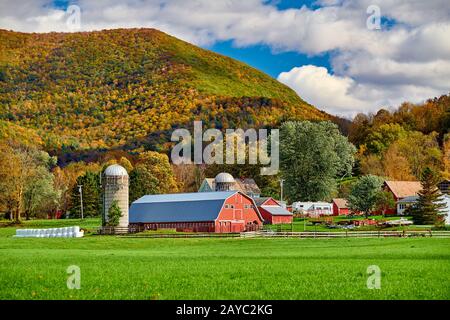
<box><xmin>332</xmin><ymin>198</ymin><xmax>348</xmax><ymax>209</ymax></box>
<box><xmin>384</xmin><ymin>181</ymin><xmax>422</xmax><ymax>198</ymax></box>
<box><xmin>133</xmin><ymin>191</ymin><xmax>236</xmax><ymax>203</ymax></box>
<box><xmin>235</xmin><ymin>178</ymin><xmax>261</xmax><ymax>195</ymax></box>
<box><xmin>130</xmin><ymin>191</ymin><xmax>236</xmax><ymax>223</ymax></box>
<box><xmin>130</xmin><ymin>191</ymin><xmax>264</xmax><ymax>223</ymax></box>
<box><xmin>260</xmin><ymin>205</ymin><xmax>292</xmax><ymax>216</ymax></box>
<box><xmin>253</xmin><ymin>197</ymin><xmax>272</xmax><ymax>206</ymax></box>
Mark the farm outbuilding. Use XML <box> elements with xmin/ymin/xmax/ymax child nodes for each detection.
<box><xmin>254</xmin><ymin>197</ymin><xmax>293</xmax><ymax>224</ymax></box>
<box><xmin>332</xmin><ymin>198</ymin><xmax>350</xmax><ymax>216</ymax></box>
<box><xmin>129</xmin><ymin>191</ymin><xmax>263</xmax><ymax>233</ymax></box>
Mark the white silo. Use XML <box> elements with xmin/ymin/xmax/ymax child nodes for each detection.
<box><xmin>103</xmin><ymin>164</ymin><xmax>129</xmax><ymax>231</ymax></box>
<box><xmin>214</xmin><ymin>172</ymin><xmax>236</xmax><ymax>191</ymax></box>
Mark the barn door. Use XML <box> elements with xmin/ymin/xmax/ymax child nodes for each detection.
<box><xmin>234</xmin><ymin>209</ymin><xmax>242</xmax><ymax>220</ymax></box>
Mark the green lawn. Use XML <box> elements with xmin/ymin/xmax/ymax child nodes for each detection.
<box><xmin>0</xmin><ymin>219</ymin><xmax>449</xmax><ymax>300</ymax></box>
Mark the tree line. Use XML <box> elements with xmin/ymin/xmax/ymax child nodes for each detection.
<box><xmin>0</xmin><ymin>143</ymin><xmax>178</xmax><ymax>223</ymax></box>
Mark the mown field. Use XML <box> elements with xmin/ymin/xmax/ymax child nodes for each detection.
<box><xmin>0</xmin><ymin>219</ymin><xmax>449</xmax><ymax>300</ymax></box>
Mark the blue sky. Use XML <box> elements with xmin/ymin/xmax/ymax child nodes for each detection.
<box><xmin>208</xmin><ymin>41</ymin><xmax>331</xmax><ymax>78</ymax></box>
<box><xmin>1</xmin><ymin>0</ymin><xmax>449</xmax><ymax>117</ymax></box>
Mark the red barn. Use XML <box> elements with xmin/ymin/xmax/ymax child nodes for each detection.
<box><xmin>254</xmin><ymin>197</ymin><xmax>293</xmax><ymax>224</ymax></box>
<box><xmin>129</xmin><ymin>191</ymin><xmax>263</xmax><ymax>233</ymax></box>
<box><xmin>332</xmin><ymin>198</ymin><xmax>350</xmax><ymax>216</ymax></box>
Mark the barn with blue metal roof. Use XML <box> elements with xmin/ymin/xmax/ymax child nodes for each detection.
<box><xmin>129</xmin><ymin>191</ymin><xmax>263</xmax><ymax>233</ymax></box>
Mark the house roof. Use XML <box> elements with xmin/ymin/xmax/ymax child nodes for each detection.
<box><xmin>260</xmin><ymin>205</ymin><xmax>292</xmax><ymax>216</ymax></box>
<box><xmin>398</xmin><ymin>196</ymin><xmax>419</xmax><ymax>203</ymax></box>
<box><xmin>130</xmin><ymin>191</ymin><xmax>237</xmax><ymax>223</ymax></box>
<box><xmin>384</xmin><ymin>181</ymin><xmax>422</xmax><ymax>198</ymax></box>
<box><xmin>332</xmin><ymin>198</ymin><xmax>348</xmax><ymax>209</ymax></box>
<box><xmin>202</xmin><ymin>178</ymin><xmax>215</xmax><ymax>190</ymax></box>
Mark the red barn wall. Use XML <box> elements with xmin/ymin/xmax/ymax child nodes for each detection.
<box><xmin>271</xmin><ymin>215</ymin><xmax>293</xmax><ymax>224</ymax></box>
<box><xmin>258</xmin><ymin>206</ymin><xmax>292</xmax><ymax>224</ymax></box>
<box><xmin>215</xmin><ymin>193</ymin><xmax>262</xmax><ymax>233</ymax></box>
<box><xmin>333</xmin><ymin>203</ymin><xmax>351</xmax><ymax>216</ymax></box>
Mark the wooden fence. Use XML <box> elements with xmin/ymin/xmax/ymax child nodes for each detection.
<box><xmin>119</xmin><ymin>232</ymin><xmax>241</xmax><ymax>239</ymax></box>
<box><xmin>240</xmin><ymin>230</ymin><xmax>450</xmax><ymax>238</ymax></box>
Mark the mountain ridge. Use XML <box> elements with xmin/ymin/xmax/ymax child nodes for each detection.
<box><xmin>0</xmin><ymin>28</ymin><xmax>329</xmax><ymax>154</ymax></box>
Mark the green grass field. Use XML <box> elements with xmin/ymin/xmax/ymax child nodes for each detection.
<box><xmin>0</xmin><ymin>219</ymin><xmax>449</xmax><ymax>300</ymax></box>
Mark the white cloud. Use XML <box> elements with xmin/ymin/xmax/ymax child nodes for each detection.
<box><xmin>0</xmin><ymin>0</ymin><xmax>449</xmax><ymax>117</ymax></box>
<box><xmin>278</xmin><ymin>65</ymin><xmax>444</xmax><ymax>117</ymax></box>
<box><xmin>278</xmin><ymin>65</ymin><xmax>372</xmax><ymax>117</ymax></box>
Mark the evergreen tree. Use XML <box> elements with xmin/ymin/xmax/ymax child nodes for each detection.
<box><xmin>69</xmin><ymin>171</ymin><xmax>101</xmax><ymax>218</ymax></box>
<box><xmin>411</xmin><ymin>167</ymin><xmax>445</xmax><ymax>225</ymax></box>
<box><xmin>106</xmin><ymin>200</ymin><xmax>122</xmax><ymax>227</ymax></box>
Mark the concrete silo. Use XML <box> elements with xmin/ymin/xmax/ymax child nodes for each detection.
<box><xmin>102</xmin><ymin>164</ymin><xmax>129</xmax><ymax>231</ymax></box>
<box><xmin>214</xmin><ymin>172</ymin><xmax>236</xmax><ymax>191</ymax></box>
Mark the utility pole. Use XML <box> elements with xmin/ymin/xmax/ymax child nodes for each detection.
<box><xmin>280</xmin><ymin>179</ymin><xmax>285</xmax><ymax>203</ymax></box>
<box><xmin>78</xmin><ymin>185</ymin><xmax>84</xmax><ymax>220</ymax></box>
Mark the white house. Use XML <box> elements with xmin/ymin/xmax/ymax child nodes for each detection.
<box><xmin>292</xmin><ymin>202</ymin><xmax>333</xmax><ymax>216</ymax></box>
<box><xmin>397</xmin><ymin>194</ymin><xmax>450</xmax><ymax>224</ymax></box>
<box><xmin>441</xmin><ymin>194</ymin><xmax>450</xmax><ymax>225</ymax></box>
<box><xmin>397</xmin><ymin>196</ymin><xmax>419</xmax><ymax>215</ymax></box>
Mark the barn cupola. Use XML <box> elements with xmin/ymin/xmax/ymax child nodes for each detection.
<box><xmin>214</xmin><ymin>172</ymin><xmax>235</xmax><ymax>191</ymax></box>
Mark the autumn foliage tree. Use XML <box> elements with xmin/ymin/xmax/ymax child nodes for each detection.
<box><xmin>129</xmin><ymin>151</ymin><xmax>178</xmax><ymax>202</ymax></box>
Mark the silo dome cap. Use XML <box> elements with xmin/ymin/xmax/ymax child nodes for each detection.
<box><xmin>104</xmin><ymin>164</ymin><xmax>128</xmax><ymax>176</ymax></box>
<box><xmin>214</xmin><ymin>172</ymin><xmax>235</xmax><ymax>183</ymax></box>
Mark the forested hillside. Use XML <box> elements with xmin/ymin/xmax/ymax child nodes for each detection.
<box><xmin>0</xmin><ymin>28</ymin><xmax>327</xmax><ymax>156</ymax></box>
<box><xmin>349</xmin><ymin>94</ymin><xmax>450</xmax><ymax>180</ymax></box>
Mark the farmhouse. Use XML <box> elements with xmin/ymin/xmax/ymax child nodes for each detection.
<box><xmin>129</xmin><ymin>191</ymin><xmax>263</xmax><ymax>233</ymax></box>
<box><xmin>397</xmin><ymin>196</ymin><xmax>419</xmax><ymax>215</ymax></box>
<box><xmin>332</xmin><ymin>198</ymin><xmax>350</xmax><ymax>216</ymax></box>
<box><xmin>442</xmin><ymin>195</ymin><xmax>450</xmax><ymax>225</ymax></box>
<box><xmin>383</xmin><ymin>180</ymin><xmax>422</xmax><ymax>214</ymax></box>
<box><xmin>254</xmin><ymin>197</ymin><xmax>293</xmax><ymax>224</ymax></box>
<box><xmin>397</xmin><ymin>194</ymin><xmax>450</xmax><ymax>224</ymax></box>
<box><xmin>199</xmin><ymin>173</ymin><xmax>261</xmax><ymax>198</ymax></box>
